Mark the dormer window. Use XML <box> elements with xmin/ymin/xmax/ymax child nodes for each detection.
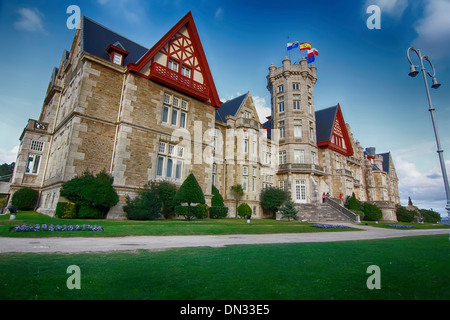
<box><xmin>106</xmin><ymin>42</ymin><xmax>129</xmax><ymax>67</ymax></box>
<box><xmin>112</xmin><ymin>52</ymin><xmax>123</xmax><ymax>65</ymax></box>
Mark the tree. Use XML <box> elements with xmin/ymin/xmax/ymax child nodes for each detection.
<box><xmin>123</xmin><ymin>184</ymin><xmax>163</xmax><ymax>220</ymax></box>
<box><xmin>230</xmin><ymin>184</ymin><xmax>244</xmax><ymax>218</ymax></box>
<box><xmin>345</xmin><ymin>192</ymin><xmax>362</xmax><ymax>212</ymax></box>
<box><xmin>210</xmin><ymin>185</ymin><xmax>228</xmax><ymax>219</ymax></box>
<box><xmin>60</xmin><ymin>170</ymin><xmax>119</xmax><ymax>218</ymax></box>
<box><xmin>174</xmin><ymin>173</ymin><xmax>205</xmax><ymax>220</ymax></box>
<box><xmin>11</xmin><ymin>187</ymin><xmax>38</xmax><ymax>210</ymax></box>
<box><xmin>260</xmin><ymin>187</ymin><xmax>289</xmax><ymax>218</ymax></box>
<box><xmin>279</xmin><ymin>200</ymin><xmax>298</xmax><ymax>221</ymax></box>
<box><xmin>153</xmin><ymin>181</ymin><xmax>178</xmax><ymax>218</ymax></box>
<box><xmin>237</xmin><ymin>202</ymin><xmax>252</xmax><ymax>218</ymax></box>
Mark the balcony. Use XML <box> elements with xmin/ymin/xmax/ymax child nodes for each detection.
<box><xmin>278</xmin><ymin>163</ymin><xmax>326</xmax><ymax>175</ymax></box>
<box><xmin>236</xmin><ymin>118</ymin><xmax>260</xmax><ymax>130</ymax></box>
<box><xmin>149</xmin><ymin>62</ymin><xmax>209</xmax><ymax>101</ymax></box>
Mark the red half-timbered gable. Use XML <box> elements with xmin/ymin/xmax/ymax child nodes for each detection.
<box><xmin>317</xmin><ymin>104</ymin><xmax>353</xmax><ymax>157</ymax></box>
<box><xmin>127</xmin><ymin>11</ymin><xmax>221</xmax><ymax>108</ymax></box>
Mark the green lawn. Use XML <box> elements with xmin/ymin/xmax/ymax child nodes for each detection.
<box><xmin>0</xmin><ymin>235</ymin><xmax>449</xmax><ymax>300</ymax></box>
<box><xmin>0</xmin><ymin>211</ymin><xmax>363</xmax><ymax>237</ymax></box>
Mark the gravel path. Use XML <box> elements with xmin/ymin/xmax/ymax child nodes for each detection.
<box><xmin>1</xmin><ymin>224</ymin><xmax>449</xmax><ymax>254</ymax></box>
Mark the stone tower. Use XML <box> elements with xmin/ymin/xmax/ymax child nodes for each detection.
<box><xmin>267</xmin><ymin>56</ymin><xmax>322</xmax><ymax>203</ymax></box>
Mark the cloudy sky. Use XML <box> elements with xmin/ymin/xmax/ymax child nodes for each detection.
<box><xmin>1</xmin><ymin>0</ymin><xmax>449</xmax><ymax>216</ymax></box>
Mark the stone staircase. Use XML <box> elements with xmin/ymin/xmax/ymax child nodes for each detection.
<box><xmin>290</xmin><ymin>198</ymin><xmax>360</xmax><ymax>223</ymax></box>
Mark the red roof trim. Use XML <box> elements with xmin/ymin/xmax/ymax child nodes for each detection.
<box><xmin>127</xmin><ymin>12</ymin><xmax>222</xmax><ymax>108</ymax></box>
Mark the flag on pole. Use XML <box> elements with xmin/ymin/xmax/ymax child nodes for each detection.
<box><xmin>300</xmin><ymin>42</ymin><xmax>311</xmax><ymax>51</ymax></box>
<box><xmin>307</xmin><ymin>48</ymin><xmax>319</xmax><ymax>57</ymax></box>
<box><xmin>306</xmin><ymin>55</ymin><xmax>315</xmax><ymax>63</ymax></box>
<box><xmin>287</xmin><ymin>41</ymin><xmax>299</xmax><ymax>51</ymax></box>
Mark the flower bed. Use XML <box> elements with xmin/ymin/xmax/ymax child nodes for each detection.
<box><xmin>310</xmin><ymin>224</ymin><xmax>351</xmax><ymax>229</ymax></box>
<box><xmin>384</xmin><ymin>224</ymin><xmax>415</xmax><ymax>229</ymax></box>
<box><xmin>12</xmin><ymin>224</ymin><xmax>104</xmax><ymax>232</ymax></box>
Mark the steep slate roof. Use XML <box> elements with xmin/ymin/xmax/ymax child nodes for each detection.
<box><xmin>378</xmin><ymin>152</ymin><xmax>391</xmax><ymax>173</ymax></box>
<box><xmin>215</xmin><ymin>93</ymin><xmax>248</xmax><ymax>122</ymax></box>
<box><xmin>80</xmin><ymin>16</ymin><xmax>149</xmax><ymax>66</ymax></box>
<box><xmin>315</xmin><ymin>105</ymin><xmax>338</xmax><ymax>143</ymax></box>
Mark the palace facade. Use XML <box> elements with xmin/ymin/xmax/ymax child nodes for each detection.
<box><xmin>9</xmin><ymin>13</ymin><xmax>400</xmax><ymax>221</ymax></box>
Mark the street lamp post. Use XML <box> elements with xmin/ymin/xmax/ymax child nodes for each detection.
<box><xmin>407</xmin><ymin>46</ymin><xmax>450</xmax><ymax>219</ymax></box>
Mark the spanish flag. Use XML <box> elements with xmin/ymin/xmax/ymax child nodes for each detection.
<box><xmin>300</xmin><ymin>42</ymin><xmax>311</xmax><ymax>51</ymax></box>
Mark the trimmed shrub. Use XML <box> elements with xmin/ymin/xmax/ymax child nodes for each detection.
<box><xmin>78</xmin><ymin>205</ymin><xmax>103</xmax><ymax>219</ymax></box>
<box><xmin>260</xmin><ymin>187</ymin><xmax>289</xmax><ymax>217</ymax></box>
<box><xmin>123</xmin><ymin>186</ymin><xmax>162</xmax><ymax>220</ymax></box>
<box><xmin>210</xmin><ymin>206</ymin><xmax>228</xmax><ymax>219</ymax></box>
<box><xmin>237</xmin><ymin>202</ymin><xmax>252</xmax><ymax>218</ymax></box>
<box><xmin>362</xmin><ymin>202</ymin><xmax>383</xmax><ymax>221</ymax></box>
<box><xmin>210</xmin><ymin>185</ymin><xmax>228</xmax><ymax>219</ymax></box>
<box><xmin>55</xmin><ymin>202</ymin><xmax>77</xmax><ymax>219</ymax></box>
<box><xmin>420</xmin><ymin>209</ymin><xmax>441</xmax><ymax>223</ymax></box>
<box><xmin>279</xmin><ymin>200</ymin><xmax>298</xmax><ymax>221</ymax></box>
<box><xmin>11</xmin><ymin>187</ymin><xmax>39</xmax><ymax>210</ymax></box>
<box><xmin>396</xmin><ymin>206</ymin><xmax>415</xmax><ymax>222</ymax></box>
<box><xmin>174</xmin><ymin>173</ymin><xmax>205</xmax><ymax>206</ymax></box>
<box><xmin>60</xmin><ymin>170</ymin><xmax>118</xmax><ymax>218</ymax></box>
<box><xmin>345</xmin><ymin>193</ymin><xmax>362</xmax><ymax>212</ymax></box>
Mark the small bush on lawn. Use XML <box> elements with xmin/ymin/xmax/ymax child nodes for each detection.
<box><xmin>55</xmin><ymin>202</ymin><xmax>77</xmax><ymax>219</ymax></box>
<box><xmin>210</xmin><ymin>185</ymin><xmax>228</xmax><ymax>219</ymax></box>
<box><xmin>60</xmin><ymin>170</ymin><xmax>118</xmax><ymax>219</ymax></box>
<box><xmin>362</xmin><ymin>202</ymin><xmax>383</xmax><ymax>221</ymax></box>
<box><xmin>237</xmin><ymin>203</ymin><xmax>252</xmax><ymax>218</ymax></box>
<box><xmin>396</xmin><ymin>206</ymin><xmax>415</xmax><ymax>222</ymax></box>
<box><xmin>11</xmin><ymin>187</ymin><xmax>39</xmax><ymax>210</ymax></box>
<box><xmin>124</xmin><ymin>186</ymin><xmax>162</xmax><ymax>220</ymax></box>
<box><xmin>279</xmin><ymin>200</ymin><xmax>298</xmax><ymax>221</ymax></box>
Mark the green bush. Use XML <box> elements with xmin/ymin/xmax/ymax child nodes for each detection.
<box><xmin>174</xmin><ymin>205</ymin><xmax>207</xmax><ymax>220</ymax></box>
<box><xmin>209</xmin><ymin>206</ymin><xmax>228</xmax><ymax>219</ymax></box>
<box><xmin>60</xmin><ymin>170</ymin><xmax>118</xmax><ymax>219</ymax></box>
<box><xmin>396</xmin><ymin>206</ymin><xmax>415</xmax><ymax>222</ymax></box>
<box><xmin>279</xmin><ymin>200</ymin><xmax>298</xmax><ymax>221</ymax></box>
<box><xmin>419</xmin><ymin>209</ymin><xmax>441</xmax><ymax>223</ymax></box>
<box><xmin>174</xmin><ymin>173</ymin><xmax>205</xmax><ymax>206</ymax></box>
<box><xmin>210</xmin><ymin>185</ymin><xmax>228</xmax><ymax>219</ymax></box>
<box><xmin>78</xmin><ymin>205</ymin><xmax>103</xmax><ymax>219</ymax></box>
<box><xmin>123</xmin><ymin>187</ymin><xmax>162</xmax><ymax>220</ymax></box>
<box><xmin>11</xmin><ymin>187</ymin><xmax>39</xmax><ymax>210</ymax></box>
<box><xmin>362</xmin><ymin>202</ymin><xmax>383</xmax><ymax>221</ymax></box>
<box><xmin>55</xmin><ymin>202</ymin><xmax>77</xmax><ymax>219</ymax></box>
<box><xmin>195</xmin><ymin>203</ymin><xmax>209</xmax><ymax>219</ymax></box>
<box><xmin>237</xmin><ymin>202</ymin><xmax>252</xmax><ymax>218</ymax></box>
<box><xmin>260</xmin><ymin>187</ymin><xmax>289</xmax><ymax>217</ymax></box>
<box><xmin>345</xmin><ymin>193</ymin><xmax>362</xmax><ymax>212</ymax></box>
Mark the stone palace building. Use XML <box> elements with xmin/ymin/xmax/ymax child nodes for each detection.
<box><xmin>9</xmin><ymin>12</ymin><xmax>400</xmax><ymax>221</ymax></box>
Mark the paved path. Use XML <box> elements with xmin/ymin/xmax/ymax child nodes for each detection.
<box><xmin>1</xmin><ymin>225</ymin><xmax>449</xmax><ymax>254</ymax></box>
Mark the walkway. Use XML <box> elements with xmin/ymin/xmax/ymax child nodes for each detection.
<box><xmin>1</xmin><ymin>224</ymin><xmax>448</xmax><ymax>254</ymax></box>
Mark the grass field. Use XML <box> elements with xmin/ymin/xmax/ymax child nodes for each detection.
<box><xmin>1</xmin><ymin>211</ymin><xmax>448</xmax><ymax>238</ymax></box>
<box><xmin>0</xmin><ymin>235</ymin><xmax>449</xmax><ymax>300</ymax></box>
<box><xmin>1</xmin><ymin>211</ymin><xmax>449</xmax><ymax>301</ymax></box>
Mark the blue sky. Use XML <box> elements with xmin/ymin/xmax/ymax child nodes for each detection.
<box><xmin>1</xmin><ymin>0</ymin><xmax>450</xmax><ymax>216</ymax></box>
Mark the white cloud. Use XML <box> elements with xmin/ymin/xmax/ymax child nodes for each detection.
<box><xmin>14</xmin><ymin>8</ymin><xmax>45</xmax><ymax>32</ymax></box>
<box><xmin>253</xmin><ymin>96</ymin><xmax>271</xmax><ymax>123</ymax></box>
<box><xmin>412</xmin><ymin>0</ymin><xmax>450</xmax><ymax>61</ymax></box>
<box><xmin>394</xmin><ymin>154</ymin><xmax>450</xmax><ymax>215</ymax></box>
<box><xmin>0</xmin><ymin>146</ymin><xmax>19</xmax><ymax>164</ymax></box>
<box><xmin>215</xmin><ymin>8</ymin><xmax>224</xmax><ymax>20</ymax></box>
<box><xmin>364</xmin><ymin>0</ymin><xmax>409</xmax><ymax>18</ymax></box>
